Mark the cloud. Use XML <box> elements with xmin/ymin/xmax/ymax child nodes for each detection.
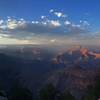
<box><xmin>64</xmin><ymin>20</ymin><xmax>90</xmax><ymax>34</ymax></box>
<box><xmin>80</xmin><ymin>20</ymin><xmax>90</xmax><ymax>26</ymax></box>
<box><xmin>0</xmin><ymin>9</ymin><xmax>97</xmax><ymax>45</ymax></box>
<box><xmin>0</xmin><ymin>10</ymin><xmax>90</xmax><ymax>42</ymax></box>
<box><xmin>0</xmin><ymin>34</ymin><xmax>10</xmax><ymax>38</ymax></box>
<box><xmin>49</xmin><ymin>9</ymin><xmax>54</xmax><ymax>13</ymax></box>
<box><xmin>0</xmin><ymin>20</ymin><xmax>4</xmax><ymax>25</ymax></box>
<box><xmin>49</xmin><ymin>9</ymin><xmax>67</xmax><ymax>18</ymax></box>
<box><xmin>0</xmin><ymin>18</ymin><xmax>63</xmax><ymax>39</ymax></box>
<box><xmin>32</xmin><ymin>21</ymin><xmax>39</xmax><ymax>24</ymax></box>
<box><xmin>64</xmin><ymin>20</ymin><xmax>71</xmax><ymax>25</ymax></box>
<box><xmin>48</xmin><ymin>20</ymin><xmax>61</xmax><ymax>27</ymax></box>
<box><xmin>41</xmin><ymin>16</ymin><xmax>46</xmax><ymax>19</ymax></box>
<box><xmin>50</xmin><ymin>39</ymin><xmax>56</xmax><ymax>43</ymax></box>
<box><xmin>54</xmin><ymin>12</ymin><xmax>66</xmax><ymax>18</ymax></box>
<box><xmin>7</xmin><ymin>20</ymin><xmax>18</xmax><ymax>29</ymax></box>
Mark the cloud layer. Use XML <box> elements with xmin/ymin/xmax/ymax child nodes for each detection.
<box><xmin>0</xmin><ymin>9</ymin><xmax>93</xmax><ymax>44</ymax></box>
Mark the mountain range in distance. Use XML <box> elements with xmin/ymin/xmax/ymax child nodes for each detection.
<box><xmin>0</xmin><ymin>45</ymin><xmax>100</xmax><ymax>99</ymax></box>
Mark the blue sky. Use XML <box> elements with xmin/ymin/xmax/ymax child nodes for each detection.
<box><xmin>0</xmin><ymin>0</ymin><xmax>99</xmax><ymax>45</ymax></box>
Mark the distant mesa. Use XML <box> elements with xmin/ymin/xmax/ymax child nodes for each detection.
<box><xmin>80</xmin><ymin>47</ymin><xmax>89</xmax><ymax>58</ymax></box>
<box><xmin>89</xmin><ymin>51</ymin><xmax>100</xmax><ymax>59</ymax></box>
<box><xmin>52</xmin><ymin>45</ymin><xmax>100</xmax><ymax>64</ymax></box>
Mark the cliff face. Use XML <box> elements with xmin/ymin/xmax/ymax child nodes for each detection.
<box><xmin>51</xmin><ymin>46</ymin><xmax>100</xmax><ymax>68</ymax></box>
<box><xmin>47</xmin><ymin>65</ymin><xmax>100</xmax><ymax>99</ymax></box>
<box><xmin>47</xmin><ymin>46</ymin><xmax>100</xmax><ymax>99</ymax></box>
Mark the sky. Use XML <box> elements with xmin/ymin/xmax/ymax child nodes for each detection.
<box><xmin>0</xmin><ymin>0</ymin><xmax>100</xmax><ymax>45</ymax></box>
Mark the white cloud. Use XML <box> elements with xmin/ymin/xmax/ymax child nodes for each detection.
<box><xmin>0</xmin><ymin>20</ymin><xmax>4</xmax><ymax>25</ymax></box>
<box><xmin>7</xmin><ymin>20</ymin><xmax>18</xmax><ymax>29</ymax></box>
<box><xmin>49</xmin><ymin>9</ymin><xmax>54</xmax><ymax>13</ymax></box>
<box><xmin>41</xmin><ymin>22</ymin><xmax>47</xmax><ymax>25</ymax></box>
<box><xmin>64</xmin><ymin>20</ymin><xmax>71</xmax><ymax>25</ymax></box>
<box><xmin>7</xmin><ymin>18</ymin><xmax>12</xmax><ymax>22</ymax></box>
<box><xmin>20</xmin><ymin>18</ymin><xmax>24</xmax><ymax>21</ymax></box>
<box><xmin>49</xmin><ymin>20</ymin><xmax>61</xmax><ymax>27</ymax></box>
<box><xmin>54</xmin><ymin>12</ymin><xmax>67</xmax><ymax>18</ymax></box>
<box><xmin>0</xmin><ymin>25</ymin><xmax>7</xmax><ymax>30</ymax></box>
<box><xmin>32</xmin><ymin>21</ymin><xmax>39</xmax><ymax>24</ymax></box>
<box><xmin>50</xmin><ymin>39</ymin><xmax>56</xmax><ymax>43</ymax></box>
<box><xmin>72</xmin><ymin>24</ymin><xmax>81</xmax><ymax>28</ymax></box>
<box><xmin>49</xmin><ymin>9</ymin><xmax>67</xmax><ymax>18</ymax></box>
<box><xmin>80</xmin><ymin>20</ymin><xmax>90</xmax><ymax>26</ymax></box>
<box><xmin>41</xmin><ymin>16</ymin><xmax>46</xmax><ymax>19</ymax></box>
<box><xmin>54</xmin><ymin>12</ymin><xmax>63</xmax><ymax>18</ymax></box>
<box><xmin>83</xmin><ymin>21</ymin><xmax>90</xmax><ymax>26</ymax></box>
<box><xmin>0</xmin><ymin>34</ymin><xmax>10</xmax><ymax>38</ymax></box>
<box><xmin>64</xmin><ymin>19</ymin><xmax>90</xmax><ymax>34</ymax></box>
<box><xmin>0</xmin><ymin>15</ymin><xmax>90</xmax><ymax>41</ymax></box>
